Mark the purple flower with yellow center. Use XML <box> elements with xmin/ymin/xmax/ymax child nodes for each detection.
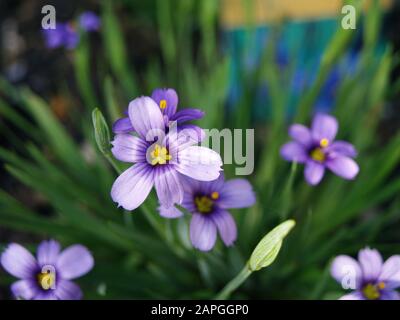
<box><xmin>159</xmin><ymin>174</ymin><xmax>256</xmax><ymax>251</ymax></box>
<box><xmin>0</xmin><ymin>240</ymin><xmax>94</xmax><ymax>300</ymax></box>
<box><xmin>331</xmin><ymin>248</ymin><xmax>400</xmax><ymax>300</ymax></box>
<box><xmin>280</xmin><ymin>113</ymin><xmax>359</xmax><ymax>185</ymax></box>
<box><xmin>111</xmin><ymin>96</ymin><xmax>222</xmax><ymax>211</ymax></box>
<box><xmin>112</xmin><ymin>88</ymin><xmax>204</xmax><ymax>139</ymax></box>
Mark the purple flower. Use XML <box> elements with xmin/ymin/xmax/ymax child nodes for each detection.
<box><xmin>112</xmin><ymin>88</ymin><xmax>205</xmax><ymax>139</ymax></box>
<box><xmin>42</xmin><ymin>23</ymin><xmax>79</xmax><ymax>50</ymax></box>
<box><xmin>331</xmin><ymin>248</ymin><xmax>400</xmax><ymax>300</ymax></box>
<box><xmin>0</xmin><ymin>240</ymin><xmax>94</xmax><ymax>300</ymax></box>
<box><xmin>111</xmin><ymin>96</ymin><xmax>223</xmax><ymax>211</ymax></box>
<box><xmin>79</xmin><ymin>11</ymin><xmax>101</xmax><ymax>31</ymax></box>
<box><xmin>159</xmin><ymin>174</ymin><xmax>256</xmax><ymax>251</ymax></box>
<box><xmin>280</xmin><ymin>113</ymin><xmax>359</xmax><ymax>185</ymax></box>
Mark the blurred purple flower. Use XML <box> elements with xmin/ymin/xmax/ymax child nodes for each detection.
<box><xmin>331</xmin><ymin>247</ymin><xmax>400</xmax><ymax>300</ymax></box>
<box><xmin>42</xmin><ymin>12</ymin><xmax>100</xmax><ymax>50</ymax></box>
<box><xmin>159</xmin><ymin>174</ymin><xmax>256</xmax><ymax>251</ymax></box>
<box><xmin>111</xmin><ymin>96</ymin><xmax>222</xmax><ymax>211</ymax></box>
<box><xmin>79</xmin><ymin>11</ymin><xmax>101</xmax><ymax>31</ymax></box>
<box><xmin>0</xmin><ymin>240</ymin><xmax>94</xmax><ymax>300</ymax></box>
<box><xmin>113</xmin><ymin>88</ymin><xmax>205</xmax><ymax>140</ymax></box>
<box><xmin>280</xmin><ymin>113</ymin><xmax>359</xmax><ymax>185</ymax></box>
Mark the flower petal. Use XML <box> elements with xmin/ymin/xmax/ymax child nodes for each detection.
<box><xmin>190</xmin><ymin>214</ymin><xmax>217</xmax><ymax>251</ymax></box>
<box><xmin>56</xmin><ymin>245</ymin><xmax>94</xmax><ymax>280</ymax></box>
<box><xmin>170</xmin><ymin>109</ymin><xmax>204</xmax><ymax>123</ymax></box>
<box><xmin>211</xmin><ymin>210</ymin><xmax>237</xmax><ymax>246</ymax></box>
<box><xmin>1</xmin><ymin>243</ymin><xmax>38</xmax><ymax>279</ymax></box>
<box><xmin>328</xmin><ymin>141</ymin><xmax>357</xmax><ymax>158</ymax></box>
<box><xmin>128</xmin><ymin>96</ymin><xmax>165</xmax><ymax>140</ymax></box>
<box><xmin>112</xmin><ymin>117</ymin><xmax>134</xmax><ymax>134</ymax></box>
<box><xmin>218</xmin><ymin>178</ymin><xmax>256</xmax><ymax>209</ymax></box>
<box><xmin>280</xmin><ymin>142</ymin><xmax>308</xmax><ymax>163</ymax></box>
<box><xmin>178</xmin><ymin>124</ymin><xmax>205</xmax><ymax>143</ymax></box>
<box><xmin>54</xmin><ymin>280</ymin><xmax>82</xmax><ymax>300</ymax></box>
<box><xmin>330</xmin><ymin>255</ymin><xmax>362</xmax><ymax>289</ymax></box>
<box><xmin>378</xmin><ymin>255</ymin><xmax>400</xmax><ymax>288</ymax></box>
<box><xmin>158</xmin><ymin>205</ymin><xmax>184</xmax><ymax>218</ymax></box>
<box><xmin>358</xmin><ymin>248</ymin><xmax>383</xmax><ymax>282</ymax></box>
<box><xmin>304</xmin><ymin>161</ymin><xmax>325</xmax><ymax>185</ymax></box>
<box><xmin>111</xmin><ymin>134</ymin><xmax>147</xmax><ymax>163</ymax></box>
<box><xmin>37</xmin><ymin>240</ymin><xmax>61</xmax><ymax>266</ymax></box>
<box><xmin>289</xmin><ymin>124</ymin><xmax>312</xmax><ymax>147</ymax></box>
<box><xmin>151</xmin><ymin>88</ymin><xmax>178</xmax><ymax>119</ymax></box>
<box><xmin>326</xmin><ymin>156</ymin><xmax>359</xmax><ymax>180</ymax></box>
<box><xmin>154</xmin><ymin>166</ymin><xmax>184</xmax><ymax>208</ymax></box>
<box><xmin>176</xmin><ymin>146</ymin><xmax>223</xmax><ymax>181</ymax></box>
<box><xmin>311</xmin><ymin>113</ymin><xmax>338</xmax><ymax>142</ymax></box>
<box><xmin>380</xmin><ymin>290</ymin><xmax>400</xmax><ymax>300</ymax></box>
<box><xmin>339</xmin><ymin>292</ymin><xmax>365</xmax><ymax>300</ymax></box>
<box><xmin>11</xmin><ymin>280</ymin><xmax>39</xmax><ymax>300</ymax></box>
<box><xmin>111</xmin><ymin>163</ymin><xmax>155</xmax><ymax>211</ymax></box>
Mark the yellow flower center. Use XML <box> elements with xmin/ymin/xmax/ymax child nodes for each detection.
<box><xmin>150</xmin><ymin>144</ymin><xmax>171</xmax><ymax>165</ymax></box>
<box><xmin>37</xmin><ymin>271</ymin><xmax>56</xmax><ymax>290</ymax></box>
<box><xmin>211</xmin><ymin>191</ymin><xmax>219</xmax><ymax>200</ymax></box>
<box><xmin>159</xmin><ymin>99</ymin><xmax>167</xmax><ymax>110</ymax></box>
<box><xmin>195</xmin><ymin>195</ymin><xmax>214</xmax><ymax>214</ymax></box>
<box><xmin>310</xmin><ymin>148</ymin><xmax>326</xmax><ymax>162</ymax></box>
<box><xmin>320</xmin><ymin>138</ymin><xmax>329</xmax><ymax>148</ymax></box>
<box><xmin>362</xmin><ymin>282</ymin><xmax>385</xmax><ymax>300</ymax></box>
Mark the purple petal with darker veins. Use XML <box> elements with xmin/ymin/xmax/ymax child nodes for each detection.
<box><xmin>218</xmin><ymin>178</ymin><xmax>255</xmax><ymax>209</ymax></box>
<box><xmin>54</xmin><ymin>280</ymin><xmax>82</xmax><ymax>300</ymax></box>
<box><xmin>176</xmin><ymin>146</ymin><xmax>222</xmax><ymax>181</ymax></box>
<box><xmin>37</xmin><ymin>240</ymin><xmax>61</xmax><ymax>266</ymax></box>
<box><xmin>311</xmin><ymin>113</ymin><xmax>338</xmax><ymax>142</ymax></box>
<box><xmin>11</xmin><ymin>280</ymin><xmax>39</xmax><ymax>300</ymax></box>
<box><xmin>158</xmin><ymin>205</ymin><xmax>184</xmax><ymax>218</ymax></box>
<box><xmin>202</xmin><ymin>173</ymin><xmax>225</xmax><ymax>195</ymax></box>
<box><xmin>178</xmin><ymin>124</ymin><xmax>205</xmax><ymax>143</ymax></box>
<box><xmin>170</xmin><ymin>109</ymin><xmax>204</xmax><ymax>123</ymax></box>
<box><xmin>211</xmin><ymin>210</ymin><xmax>237</xmax><ymax>246</ymax></box>
<box><xmin>111</xmin><ymin>134</ymin><xmax>147</xmax><ymax>163</ymax></box>
<box><xmin>304</xmin><ymin>161</ymin><xmax>325</xmax><ymax>185</ymax></box>
<box><xmin>128</xmin><ymin>96</ymin><xmax>165</xmax><ymax>141</ymax></box>
<box><xmin>358</xmin><ymin>248</ymin><xmax>383</xmax><ymax>282</ymax></box>
<box><xmin>328</xmin><ymin>141</ymin><xmax>357</xmax><ymax>158</ymax></box>
<box><xmin>190</xmin><ymin>214</ymin><xmax>217</xmax><ymax>251</ymax></box>
<box><xmin>151</xmin><ymin>88</ymin><xmax>178</xmax><ymax>118</ymax></box>
<box><xmin>339</xmin><ymin>291</ymin><xmax>365</xmax><ymax>300</ymax></box>
<box><xmin>57</xmin><ymin>245</ymin><xmax>94</xmax><ymax>280</ymax></box>
<box><xmin>1</xmin><ymin>243</ymin><xmax>38</xmax><ymax>279</ymax></box>
<box><xmin>289</xmin><ymin>124</ymin><xmax>312</xmax><ymax>147</ymax></box>
<box><xmin>111</xmin><ymin>163</ymin><xmax>155</xmax><ymax>211</ymax></box>
<box><xmin>280</xmin><ymin>142</ymin><xmax>308</xmax><ymax>163</ymax></box>
<box><xmin>112</xmin><ymin>117</ymin><xmax>134</xmax><ymax>133</ymax></box>
<box><xmin>326</xmin><ymin>156</ymin><xmax>359</xmax><ymax>180</ymax></box>
<box><xmin>330</xmin><ymin>255</ymin><xmax>362</xmax><ymax>289</ymax></box>
<box><xmin>154</xmin><ymin>166</ymin><xmax>184</xmax><ymax>208</ymax></box>
<box><xmin>379</xmin><ymin>255</ymin><xmax>400</xmax><ymax>289</ymax></box>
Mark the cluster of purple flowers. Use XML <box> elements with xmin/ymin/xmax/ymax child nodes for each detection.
<box><xmin>42</xmin><ymin>11</ymin><xmax>100</xmax><ymax>50</ymax></box>
<box><xmin>4</xmin><ymin>83</ymin><xmax>395</xmax><ymax>301</ymax></box>
<box><xmin>110</xmin><ymin>88</ymin><xmax>256</xmax><ymax>251</ymax></box>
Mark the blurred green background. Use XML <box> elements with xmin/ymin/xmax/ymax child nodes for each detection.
<box><xmin>0</xmin><ymin>0</ymin><xmax>400</xmax><ymax>299</ymax></box>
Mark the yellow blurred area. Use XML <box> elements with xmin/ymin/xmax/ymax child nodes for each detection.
<box><xmin>221</xmin><ymin>0</ymin><xmax>392</xmax><ymax>28</ymax></box>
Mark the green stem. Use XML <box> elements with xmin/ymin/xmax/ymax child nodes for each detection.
<box><xmin>214</xmin><ymin>265</ymin><xmax>252</xmax><ymax>300</ymax></box>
